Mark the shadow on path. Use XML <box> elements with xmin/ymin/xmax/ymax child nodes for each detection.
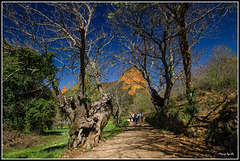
<box><xmin>63</xmin><ymin>121</ymin><xmax>225</xmax><ymax>159</ymax></box>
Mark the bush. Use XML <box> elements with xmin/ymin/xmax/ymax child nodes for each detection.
<box><xmin>170</xmin><ymin>98</ymin><xmax>177</xmax><ymax>105</ymax></box>
<box><xmin>183</xmin><ymin>103</ymin><xmax>199</xmax><ymax>116</ymax></box>
<box><xmin>145</xmin><ymin>108</ymin><xmax>186</xmax><ymax>134</ymax></box>
<box><xmin>25</xmin><ymin>98</ymin><xmax>56</xmax><ymax>134</ymax></box>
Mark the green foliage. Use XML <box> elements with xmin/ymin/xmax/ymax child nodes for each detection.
<box><xmin>145</xmin><ymin>96</ymin><xmax>199</xmax><ymax>133</ymax></box>
<box><xmin>168</xmin><ymin>108</ymin><xmax>178</xmax><ymax>118</ymax></box>
<box><xmin>145</xmin><ymin>107</ymin><xmax>186</xmax><ymax>134</ymax></box>
<box><xmin>108</xmin><ymin>12</ymin><xmax>116</xmax><ymax>19</ymax></box>
<box><xmin>2</xmin><ymin>128</ymin><xmax>69</xmax><ymax>159</ymax></box>
<box><xmin>108</xmin><ymin>2</ymin><xmax>145</xmax><ymax>19</ymax></box>
<box><xmin>3</xmin><ymin>41</ymin><xmax>58</xmax><ymax>132</ymax></box>
<box><xmin>131</xmin><ymin>89</ymin><xmax>155</xmax><ymax>113</ymax></box>
<box><xmin>183</xmin><ymin>103</ymin><xmax>199</xmax><ymax>117</ymax></box>
<box><xmin>184</xmin><ymin>87</ymin><xmax>199</xmax><ymax>126</ymax></box>
<box><xmin>186</xmin><ymin>87</ymin><xmax>197</xmax><ymax>105</ymax></box>
<box><xmin>169</xmin><ymin>98</ymin><xmax>177</xmax><ymax>105</ymax></box>
<box><xmin>25</xmin><ymin>98</ymin><xmax>57</xmax><ymax>134</ymax></box>
<box><xmin>108</xmin><ymin>2</ymin><xmax>129</xmax><ymax>19</ymax></box>
<box><xmin>3</xmin><ymin>102</ymin><xmax>26</xmax><ymax>131</ymax></box>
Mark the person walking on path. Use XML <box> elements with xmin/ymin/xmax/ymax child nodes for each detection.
<box><xmin>135</xmin><ymin>113</ymin><xmax>139</xmax><ymax>124</ymax></box>
<box><xmin>141</xmin><ymin>112</ymin><xmax>143</xmax><ymax>123</ymax></box>
<box><xmin>133</xmin><ymin>113</ymin><xmax>135</xmax><ymax>122</ymax></box>
<box><xmin>129</xmin><ymin>114</ymin><xmax>132</xmax><ymax>122</ymax></box>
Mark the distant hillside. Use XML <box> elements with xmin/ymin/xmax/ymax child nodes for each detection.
<box><xmin>101</xmin><ymin>81</ymin><xmax>118</xmax><ymax>89</ymax></box>
<box><xmin>62</xmin><ymin>67</ymin><xmax>148</xmax><ymax>95</ymax></box>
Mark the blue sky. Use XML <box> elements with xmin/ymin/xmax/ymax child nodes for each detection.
<box><xmin>2</xmin><ymin>2</ymin><xmax>238</xmax><ymax>92</ymax></box>
<box><xmin>197</xmin><ymin>12</ymin><xmax>237</xmax><ymax>65</ymax></box>
<box><xmin>57</xmin><ymin>3</ymin><xmax>238</xmax><ymax>92</ymax></box>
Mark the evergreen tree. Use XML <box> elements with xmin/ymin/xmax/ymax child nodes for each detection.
<box><xmin>3</xmin><ymin>41</ymin><xmax>58</xmax><ymax>133</ymax></box>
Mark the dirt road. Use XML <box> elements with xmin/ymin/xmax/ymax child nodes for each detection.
<box><xmin>62</xmin><ymin>121</ymin><xmax>224</xmax><ymax>159</ymax></box>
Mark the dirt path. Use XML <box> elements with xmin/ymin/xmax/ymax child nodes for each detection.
<box><xmin>61</xmin><ymin>121</ymin><xmax>224</xmax><ymax>159</ymax></box>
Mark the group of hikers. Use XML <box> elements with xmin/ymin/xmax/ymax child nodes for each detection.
<box><xmin>129</xmin><ymin>112</ymin><xmax>144</xmax><ymax>124</ymax></box>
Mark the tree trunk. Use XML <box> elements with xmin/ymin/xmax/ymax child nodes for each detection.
<box><xmin>78</xmin><ymin>26</ymin><xmax>89</xmax><ymax>117</ymax></box>
<box><xmin>161</xmin><ymin>30</ymin><xmax>173</xmax><ymax>107</ymax></box>
<box><xmin>150</xmin><ymin>87</ymin><xmax>164</xmax><ymax>111</ymax></box>
<box><xmin>178</xmin><ymin>30</ymin><xmax>194</xmax><ymax>104</ymax></box>
<box><xmin>67</xmin><ymin>94</ymin><xmax>113</xmax><ymax>150</ymax></box>
<box><xmin>55</xmin><ymin>26</ymin><xmax>113</xmax><ymax>151</ymax></box>
<box><xmin>164</xmin><ymin>31</ymin><xmax>174</xmax><ymax>107</ymax></box>
<box><xmin>57</xmin><ymin>93</ymin><xmax>112</xmax><ymax>150</ymax></box>
<box><xmin>90</xmin><ymin>60</ymin><xmax>104</xmax><ymax>97</ymax></box>
<box><xmin>175</xmin><ymin>4</ymin><xmax>196</xmax><ymax>105</ymax></box>
<box><xmin>164</xmin><ymin>83</ymin><xmax>173</xmax><ymax>107</ymax></box>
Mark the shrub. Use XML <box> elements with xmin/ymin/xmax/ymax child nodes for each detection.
<box><xmin>169</xmin><ymin>98</ymin><xmax>177</xmax><ymax>105</ymax></box>
<box><xmin>145</xmin><ymin>107</ymin><xmax>186</xmax><ymax>134</ymax></box>
<box><xmin>183</xmin><ymin>103</ymin><xmax>199</xmax><ymax>116</ymax></box>
<box><xmin>25</xmin><ymin>98</ymin><xmax>56</xmax><ymax>134</ymax></box>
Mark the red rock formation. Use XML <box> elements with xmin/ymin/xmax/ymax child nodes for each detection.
<box><xmin>61</xmin><ymin>86</ymin><xmax>68</xmax><ymax>94</ymax></box>
<box><xmin>66</xmin><ymin>68</ymin><xmax>148</xmax><ymax>95</ymax></box>
<box><xmin>118</xmin><ymin>67</ymin><xmax>148</xmax><ymax>95</ymax></box>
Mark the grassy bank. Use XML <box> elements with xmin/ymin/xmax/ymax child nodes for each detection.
<box><xmin>2</xmin><ymin>117</ymin><xmax>129</xmax><ymax>159</ymax></box>
<box><xmin>2</xmin><ymin>127</ymin><xmax>69</xmax><ymax>159</ymax></box>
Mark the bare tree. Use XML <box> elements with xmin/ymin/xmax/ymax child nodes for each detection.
<box><xmin>109</xmin><ymin>2</ymin><xmax>235</xmax><ymax>108</ymax></box>
<box><xmin>163</xmin><ymin>2</ymin><xmax>232</xmax><ymax>104</ymax></box>
<box><xmin>193</xmin><ymin>44</ymin><xmax>237</xmax><ymax>90</ymax></box>
<box><xmin>3</xmin><ymin>2</ymin><xmax>114</xmax><ymax>150</ymax></box>
<box><xmin>109</xmin><ymin>3</ymin><xmax>183</xmax><ymax>110</ymax></box>
<box><xmin>105</xmin><ymin>81</ymin><xmax>133</xmax><ymax>126</ymax></box>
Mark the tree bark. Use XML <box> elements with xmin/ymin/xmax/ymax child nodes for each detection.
<box><xmin>67</xmin><ymin>94</ymin><xmax>113</xmax><ymax>150</ymax></box>
<box><xmin>175</xmin><ymin>4</ymin><xmax>195</xmax><ymax>105</ymax></box>
<box><xmin>150</xmin><ymin>88</ymin><xmax>164</xmax><ymax>111</ymax></box>
<box><xmin>90</xmin><ymin>60</ymin><xmax>104</xmax><ymax>97</ymax></box>
<box><xmin>55</xmin><ymin>26</ymin><xmax>113</xmax><ymax>151</ymax></box>
<box><xmin>77</xmin><ymin>26</ymin><xmax>90</xmax><ymax>118</ymax></box>
<box><xmin>56</xmin><ymin>92</ymin><xmax>112</xmax><ymax>150</ymax></box>
<box><xmin>161</xmin><ymin>30</ymin><xmax>174</xmax><ymax>107</ymax></box>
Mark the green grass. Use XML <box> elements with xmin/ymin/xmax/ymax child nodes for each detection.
<box><xmin>2</xmin><ymin>126</ymin><xmax>69</xmax><ymax>159</ymax></box>
<box><xmin>102</xmin><ymin>116</ymin><xmax>129</xmax><ymax>140</ymax></box>
<box><xmin>3</xmin><ymin>117</ymin><xmax>129</xmax><ymax>159</ymax></box>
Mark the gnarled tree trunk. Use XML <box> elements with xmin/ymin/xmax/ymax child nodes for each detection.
<box><xmin>55</xmin><ymin>26</ymin><xmax>113</xmax><ymax>151</ymax></box>
<box><xmin>57</xmin><ymin>94</ymin><xmax>113</xmax><ymax>150</ymax></box>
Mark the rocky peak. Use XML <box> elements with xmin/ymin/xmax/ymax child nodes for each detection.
<box><xmin>118</xmin><ymin>67</ymin><xmax>148</xmax><ymax>95</ymax></box>
<box><xmin>61</xmin><ymin>86</ymin><xmax>67</xmax><ymax>94</ymax></box>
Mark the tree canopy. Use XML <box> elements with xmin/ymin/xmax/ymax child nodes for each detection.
<box><xmin>3</xmin><ymin>41</ymin><xmax>58</xmax><ymax>133</ymax></box>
